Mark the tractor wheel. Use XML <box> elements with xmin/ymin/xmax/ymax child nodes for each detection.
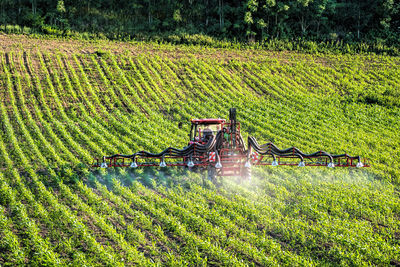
<box><xmin>242</xmin><ymin>166</ymin><xmax>251</xmax><ymax>181</ymax></box>
<box><xmin>207</xmin><ymin>166</ymin><xmax>216</xmax><ymax>182</ymax></box>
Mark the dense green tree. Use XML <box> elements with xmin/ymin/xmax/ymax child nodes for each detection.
<box><xmin>0</xmin><ymin>0</ymin><xmax>398</xmax><ymax>44</ymax></box>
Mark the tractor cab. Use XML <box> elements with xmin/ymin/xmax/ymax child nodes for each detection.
<box><xmin>189</xmin><ymin>118</ymin><xmax>226</xmax><ymax>144</ymax></box>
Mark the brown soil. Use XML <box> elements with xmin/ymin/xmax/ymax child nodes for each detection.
<box><xmin>3</xmin><ymin>33</ymin><xmax>395</xmax><ymax>67</ymax></box>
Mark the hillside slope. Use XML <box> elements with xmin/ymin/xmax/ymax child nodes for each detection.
<box><xmin>0</xmin><ymin>35</ymin><xmax>399</xmax><ymax>265</ymax></box>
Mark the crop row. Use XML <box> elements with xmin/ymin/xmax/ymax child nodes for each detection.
<box><xmin>0</xmin><ymin>46</ymin><xmax>399</xmax><ymax>265</ymax></box>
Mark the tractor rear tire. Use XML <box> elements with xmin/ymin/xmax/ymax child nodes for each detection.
<box><xmin>242</xmin><ymin>166</ymin><xmax>251</xmax><ymax>181</ymax></box>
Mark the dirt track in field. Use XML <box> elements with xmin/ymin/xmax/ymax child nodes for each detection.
<box><xmin>0</xmin><ymin>33</ymin><xmax>308</xmax><ymax>64</ymax></box>
<box><xmin>1</xmin><ymin>33</ymin><xmax>398</xmax><ymax>69</ymax></box>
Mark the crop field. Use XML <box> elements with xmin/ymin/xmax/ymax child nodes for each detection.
<box><xmin>0</xmin><ymin>35</ymin><xmax>399</xmax><ymax>266</ymax></box>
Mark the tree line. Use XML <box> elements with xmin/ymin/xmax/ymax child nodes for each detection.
<box><xmin>1</xmin><ymin>0</ymin><xmax>399</xmax><ymax>44</ymax></box>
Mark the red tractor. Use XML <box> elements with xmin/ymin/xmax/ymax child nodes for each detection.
<box><xmin>93</xmin><ymin>108</ymin><xmax>369</xmax><ymax>180</ymax></box>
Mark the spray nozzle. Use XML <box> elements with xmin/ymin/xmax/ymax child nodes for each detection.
<box><xmin>101</xmin><ymin>162</ymin><xmax>108</xmax><ymax>168</ymax></box>
<box><xmin>215</xmin><ymin>161</ymin><xmax>222</xmax><ymax>169</ymax></box>
<box><xmin>130</xmin><ymin>161</ymin><xmax>138</xmax><ymax>168</ymax></box>
<box><xmin>187</xmin><ymin>158</ymin><xmax>194</xmax><ymax>168</ymax></box>
<box><xmin>244</xmin><ymin>160</ymin><xmax>251</xmax><ymax>168</ymax></box>
<box><xmin>160</xmin><ymin>159</ymin><xmax>167</xmax><ymax>167</ymax></box>
<box><xmin>298</xmin><ymin>161</ymin><xmax>305</xmax><ymax>167</ymax></box>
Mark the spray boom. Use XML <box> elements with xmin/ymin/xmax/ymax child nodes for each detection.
<box><xmin>92</xmin><ymin>108</ymin><xmax>369</xmax><ymax>181</ymax></box>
